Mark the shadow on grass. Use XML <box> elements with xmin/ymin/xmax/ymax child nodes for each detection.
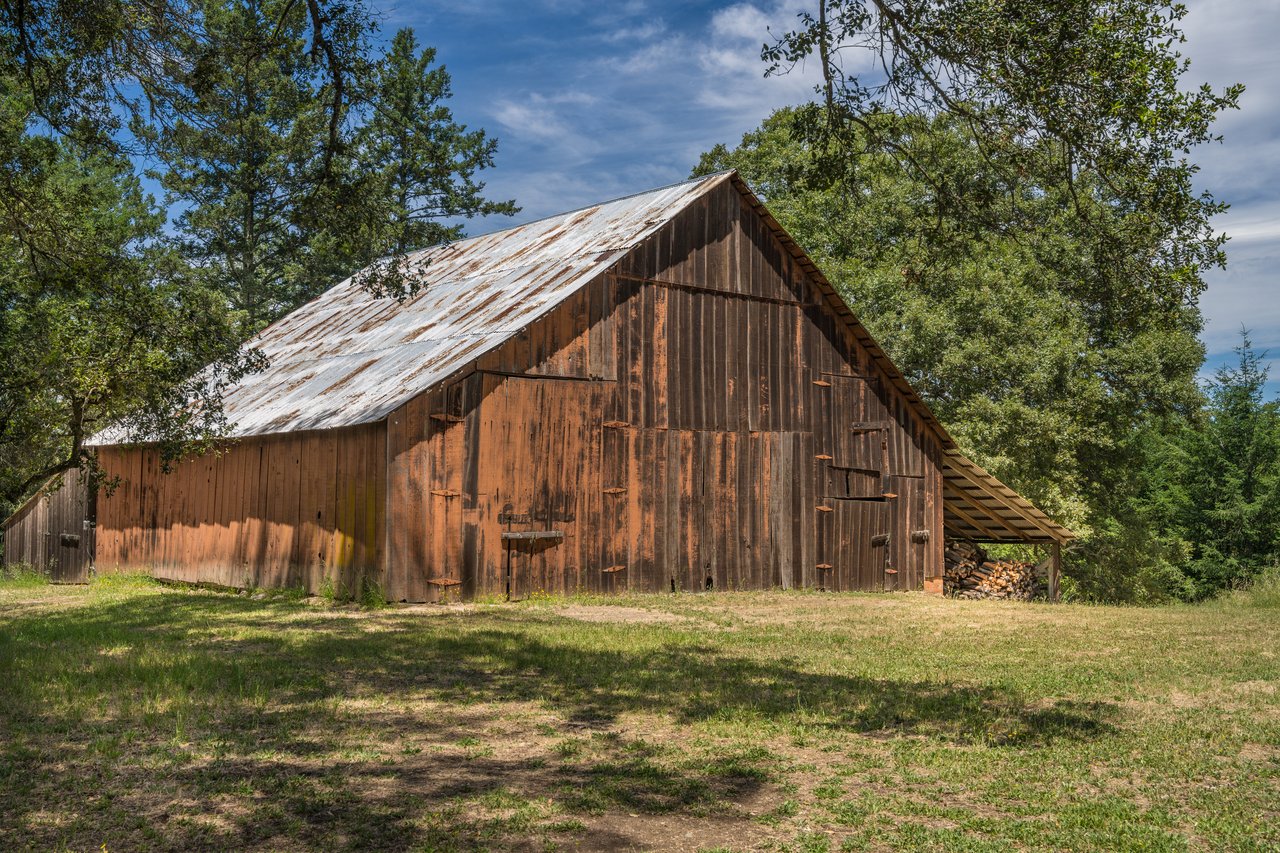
<box><xmin>0</xmin><ymin>591</ymin><xmax>1117</xmax><ymax>851</ymax></box>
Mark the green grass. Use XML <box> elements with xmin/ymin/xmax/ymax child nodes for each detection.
<box><xmin>0</xmin><ymin>576</ymin><xmax>1277</xmax><ymax>851</ymax></box>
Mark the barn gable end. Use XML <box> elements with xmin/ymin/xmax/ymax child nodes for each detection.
<box><xmin>383</xmin><ymin>178</ymin><xmax>952</xmax><ymax>600</ymax></box>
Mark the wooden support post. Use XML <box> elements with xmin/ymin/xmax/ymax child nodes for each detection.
<box><xmin>1050</xmin><ymin>541</ymin><xmax>1062</xmax><ymax>602</ymax></box>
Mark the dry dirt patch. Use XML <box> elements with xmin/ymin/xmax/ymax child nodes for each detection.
<box><xmin>553</xmin><ymin>605</ymin><xmax>696</xmax><ymax>625</ymax></box>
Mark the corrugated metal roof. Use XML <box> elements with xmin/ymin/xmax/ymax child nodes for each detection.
<box><xmin>98</xmin><ymin>172</ymin><xmax>733</xmax><ymax>442</ymax></box>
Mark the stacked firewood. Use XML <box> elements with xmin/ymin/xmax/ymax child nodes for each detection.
<box><xmin>944</xmin><ymin>541</ymin><xmax>1044</xmax><ymax>600</ymax></box>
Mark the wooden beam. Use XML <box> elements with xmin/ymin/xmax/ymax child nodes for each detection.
<box><xmin>1051</xmin><ymin>541</ymin><xmax>1062</xmax><ymax>602</ymax></box>
<box><xmin>941</xmin><ymin>486</ymin><xmax>1009</xmax><ymax>540</ymax></box>
<box><xmin>943</xmin><ymin>482</ymin><xmax>1027</xmax><ymax>538</ymax></box>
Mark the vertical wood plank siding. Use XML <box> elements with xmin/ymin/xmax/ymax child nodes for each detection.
<box><xmin>94</xmin><ymin>423</ymin><xmax>386</xmax><ymax>594</ymax></box>
<box><xmin>84</xmin><ymin>180</ymin><xmax>945</xmax><ymax>598</ymax></box>
<box><xmin>1</xmin><ymin>468</ymin><xmax>94</xmax><ymax>581</ymax></box>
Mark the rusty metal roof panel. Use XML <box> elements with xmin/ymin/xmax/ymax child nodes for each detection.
<box><xmin>97</xmin><ymin>172</ymin><xmax>732</xmax><ymax>442</ymax></box>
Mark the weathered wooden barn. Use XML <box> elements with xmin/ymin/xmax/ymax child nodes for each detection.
<box><xmin>2</xmin><ymin>171</ymin><xmax>1072</xmax><ymax>600</ymax></box>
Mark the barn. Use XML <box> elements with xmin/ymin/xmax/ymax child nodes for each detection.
<box><xmin>2</xmin><ymin>171</ymin><xmax>1072</xmax><ymax>600</ymax></box>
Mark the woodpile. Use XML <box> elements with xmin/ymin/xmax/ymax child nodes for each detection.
<box><xmin>944</xmin><ymin>541</ymin><xmax>1045</xmax><ymax>600</ymax></box>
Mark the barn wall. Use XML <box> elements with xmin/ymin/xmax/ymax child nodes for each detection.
<box><xmin>1</xmin><ymin>468</ymin><xmax>94</xmax><ymax>581</ymax></box>
<box><xmin>386</xmin><ymin>181</ymin><xmax>946</xmax><ymax>599</ymax></box>
<box><xmin>95</xmin><ymin>422</ymin><xmax>386</xmax><ymax>595</ymax></box>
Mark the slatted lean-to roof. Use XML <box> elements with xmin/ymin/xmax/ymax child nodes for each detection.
<box><xmin>941</xmin><ymin>450</ymin><xmax>1073</xmax><ymax>544</ymax></box>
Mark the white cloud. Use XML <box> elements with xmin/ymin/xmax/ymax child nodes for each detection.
<box><xmin>1181</xmin><ymin>0</ymin><xmax>1280</xmax><ymax>387</ymax></box>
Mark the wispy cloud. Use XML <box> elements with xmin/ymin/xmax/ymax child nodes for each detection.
<box><xmin>1181</xmin><ymin>0</ymin><xmax>1280</xmax><ymax>389</ymax></box>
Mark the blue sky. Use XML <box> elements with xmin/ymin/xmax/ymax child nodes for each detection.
<box><xmin>372</xmin><ymin>0</ymin><xmax>1278</xmax><ymax>393</ymax></box>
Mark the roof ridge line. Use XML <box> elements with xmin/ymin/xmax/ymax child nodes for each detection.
<box><xmin>413</xmin><ymin>170</ymin><xmax>737</xmax><ymax>254</ymax></box>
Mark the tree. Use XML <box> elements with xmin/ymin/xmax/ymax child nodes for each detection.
<box><xmin>361</xmin><ymin>31</ymin><xmax>515</xmax><ymax>255</ymax></box>
<box><xmin>141</xmin><ymin>0</ymin><xmax>342</xmax><ymax>333</ymax></box>
<box><xmin>1141</xmin><ymin>333</ymin><xmax>1280</xmax><ymax>597</ymax></box>
<box><xmin>334</xmin><ymin>28</ymin><xmax>518</xmax><ymax>299</ymax></box>
<box><xmin>0</xmin><ymin>0</ymin><xmax>377</xmax><ymax>512</ymax></box>
<box><xmin>0</xmin><ymin>89</ymin><xmax>251</xmax><ymax>515</ymax></box>
<box><xmin>145</xmin><ymin>15</ymin><xmax>516</xmax><ymax>329</ymax></box>
<box><xmin>0</xmin><ymin>0</ymin><xmax>370</xmax><ymax>162</ymax></box>
<box><xmin>766</xmin><ymin>2</ymin><xmax>1240</xmax><ymax>253</ymax></box>
<box><xmin>759</xmin><ymin>2</ymin><xmax>1238</xmax><ymax>432</ymax></box>
<box><xmin>0</xmin><ymin>2</ymin><xmax>515</xmax><ymax>517</ymax></box>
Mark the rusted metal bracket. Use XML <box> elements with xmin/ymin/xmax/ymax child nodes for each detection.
<box><xmin>602</xmin><ymin>420</ymin><xmax>629</xmax><ymax>428</ymax></box>
<box><xmin>501</xmin><ymin>530</ymin><xmax>565</xmax><ymax>542</ymax></box>
<box><xmin>602</xmin><ymin>565</ymin><xmax>626</xmax><ymax>573</ymax></box>
<box><xmin>603</xmin><ymin>487</ymin><xmax>627</xmax><ymax>495</ymax></box>
<box><xmin>430</xmin><ymin>489</ymin><xmax>460</xmax><ymax>497</ymax></box>
<box><xmin>427</xmin><ymin>578</ymin><xmax>462</xmax><ymax>587</ymax></box>
<box><xmin>429</xmin><ymin>412</ymin><xmax>464</xmax><ymax>423</ymax></box>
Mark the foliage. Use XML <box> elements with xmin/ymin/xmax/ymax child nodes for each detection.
<box><xmin>1212</xmin><ymin>565</ymin><xmax>1280</xmax><ymax>610</ymax></box>
<box><xmin>143</xmin><ymin>10</ymin><xmax>515</xmax><ymax>333</ymax></box>
<box><xmin>346</xmin><ymin>29</ymin><xmax>518</xmax><ymax>300</ymax></box>
<box><xmin>0</xmin><ymin>2</ymin><xmax>514</xmax><ymax>512</ymax></box>
<box><xmin>138</xmin><ymin>0</ymin><xmax>348</xmax><ymax>334</ymax></box>
<box><xmin>1136</xmin><ymin>334</ymin><xmax>1280</xmax><ymax>598</ymax></box>
<box><xmin>0</xmin><ymin>0</ymin><xmax>367</xmax><ymax>157</ymax></box>
<box><xmin>0</xmin><ymin>87</ymin><xmax>250</xmax><ymax>512</ymax></box>
<box><xmin>766</xmin><ymin>1</ymin><xmax>1240</xmax><ymax>277</ymax></box>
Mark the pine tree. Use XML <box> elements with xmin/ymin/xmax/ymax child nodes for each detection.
<box><xmin>343</xmin><ymin>28</ymin><xmax>517</xmax><ymax>299</ymax></box>
<box><xmin>142</xmin><ymin>0</ymin><xmax>332</xmax><ymax>334</ymax></box>
<box><xmin>1157</xmin><ymin>333</ymin><xmax>1280</xmax><ymax>595</ymax></box>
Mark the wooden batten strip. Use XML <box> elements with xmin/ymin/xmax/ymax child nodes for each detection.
<box><xmin>430</xmin><ymin>489</ymin><xmax>460</xmax><ymax>497</ymax></box>
<box><xmin>429</xmin><ymin>413</ymin><xmax>464</xmax><ymax>423</ymax></box>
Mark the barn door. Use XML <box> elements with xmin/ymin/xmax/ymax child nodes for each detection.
<box><xmin>817</xmin><ymin>499</ymin><xmax>891</xmax><ymax>591</ymax></box>
<box><xmin>503</xmin><ymin>535</ymin><xmax>564</xmax><ymax>600</ymax></box>
<box><xmin>49</xmin><ymin>470</ymin><xmax>94</xmax><ymax>583</ymax></box>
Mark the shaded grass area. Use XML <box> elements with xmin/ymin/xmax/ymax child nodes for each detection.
<box><xmin>0</xmin><ymin>577</ymin><xmax>1277</xmax><ymax>851</ymax></box>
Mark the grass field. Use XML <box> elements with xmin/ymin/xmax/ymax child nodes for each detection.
<box><xmin>0</xmin><ymin>575</ymin><xmax>1277</xmax><ymax>852</ymax></box>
